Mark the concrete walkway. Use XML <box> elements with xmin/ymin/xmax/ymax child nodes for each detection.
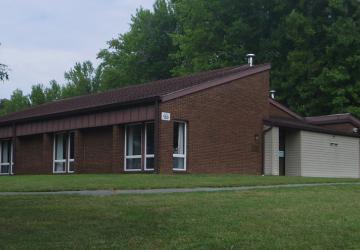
<box><xmin>1</xmin><ymin>182</ymin><xmax>360</xmax><ymax>196</ymax></box>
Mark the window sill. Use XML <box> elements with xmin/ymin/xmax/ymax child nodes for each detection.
<box><xmin>173</xmin><ymin>168</ymin><xmax>187</xmax><ymax>172</ymax></box>
<box><xmin>124</xmin><ymin>169</ymin><xmax>142</xmax><ymax>172</ymax></box>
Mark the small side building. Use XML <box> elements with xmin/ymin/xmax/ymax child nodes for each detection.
<box><xmin>264</xmin><ymin>100</ymin><xmax>360</xmax><ymax>178</ymax></box>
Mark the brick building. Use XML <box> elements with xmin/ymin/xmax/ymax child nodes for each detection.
<box><xmin>0</xmin><ymin>63</ymin><xmax>359</xmax><ymax>177</ymax></box>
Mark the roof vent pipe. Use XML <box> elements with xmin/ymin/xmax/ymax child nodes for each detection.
<box><xmin>270</xmin><ymin>90</ymin><xmax>276</xmax><ymax>99</ymax></box>
<box><xmin>246</xmin><ymin>53</ymin><xmax>255</xmax><ymax>67</ymax></box>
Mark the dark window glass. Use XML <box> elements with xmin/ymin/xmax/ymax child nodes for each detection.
<box><xmin>55</xmin><ymin>134</ymin><xmax>66</xmax><ymax>160</ymax></box>
<box><xmin>1</xmin><ymin>165</ymin><xmax>9</xmax><ymax>173</ymax></box>
<box><xmin>146</xmin><ymin>123</ymin><xmax>154</xmax><ymax>155</ymax></box>
<box><xmin>1</xmin><ymin>141</ymin><xmax>11</xmax><ymax>163</ymax></box>
<box><xmin>146</xmin><ymin>158</ymin><xmax>154</xmax><ymax>170</ymax></box>
<box><xmin>55</xmin><ymin>162</ymin><xmax>66</xmax><ymax>172</ymax></box>
<box><xmin>173</xmin><ymin>157</ymin><xmax>185</xmax><ymax>170</ymax></box>
<box><xmin>173</xmin><ymin>122</ymin><xmax>185</xmax><ymax>154</ymax></box>
<box><xmin>126</xmin><ymin>125</ymin><xmax>142</xmax><ymax>156</ymax></box>
<box><xmin>126</xmin><ymin>158</ymin><xmax>142</xmax><ymax>170</ymax></box>
<box><xmin>69</xmin><ymin>132</ymin><xmax>75</xmax><ymax>160</ymax></box>
<box><xmin>69</xmin><ymin>161</ymin><xmax>75</xmax><ymax>172</ymax></box>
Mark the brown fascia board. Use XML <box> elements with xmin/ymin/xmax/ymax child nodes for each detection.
<box><xmin>269</xmin><ymin>98</ymin><xmax>304</xmax><ymax>121</ymax></box>
<box><xmin>160</xmin><ymin>64</ymin><xmax>271</xmax><ymax>102</ymax></box>
<box><xmin>264</xmin><ymin>118</ymin><xmax>360</xmax><ymax>138</ymax></box>
<box><xmin>306</xmin><ymin>114</ymin><xmax>360</xmax><ymax>128</ymax></box>
<box><xmin>0</xmin><ymin>96</ymin><xmax>159</xmax><ymax>126</ymax></box>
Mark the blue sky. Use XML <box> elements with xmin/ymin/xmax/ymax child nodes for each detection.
<box><xmin>0</xmin><ymin>0</ymin><xmax>154</xmax><ymax>99</ymax></box>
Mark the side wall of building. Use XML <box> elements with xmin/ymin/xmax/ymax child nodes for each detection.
<box><xmin>284</xmin><ymin>130</ymin><xmax>301</xmax><ymax>176</ymax></box>
<box><xmin>76</xmin><ymin>126</ymin><xmax>114</xmax><ymax>173</ymax></box>
<box><xmin>15</xmin><ymin>134</ymin><xmax>53</xmax><ymax>174</ymax></box>
<box><xmin>158</xmin><ymin>71</ymin><xmax>269</xmax><ymax>174</ymax></box>
<box><xmin>300</xmin><ymin>131</ymin><xmax>360</xmax><ymax>178</ymax></box>
<box><xmin>269</xmin><ymin>104</ymin><xmax>298</xmax><ymax>120</ymax></box>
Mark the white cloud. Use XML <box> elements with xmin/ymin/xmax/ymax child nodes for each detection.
<box><xmin>0</xmin><ymin>0</ymin><xmax>154</xmax><ymax>99</ymax></box>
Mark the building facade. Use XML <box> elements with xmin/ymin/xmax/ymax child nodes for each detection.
<box><xmin>0</xmin><ymin>63</ymin><xmax>359</xmax><ymax>177</ymax></box>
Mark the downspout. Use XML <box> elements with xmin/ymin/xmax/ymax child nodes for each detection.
<box><xmin>154</xmin><ymin>97</ymin><xmax>161</xmax><ymax>174</ymax></box>
<box><xmin>261</xmin><ymin>124</ymin><xmax>273</xmax><ymax>175</ymax></box>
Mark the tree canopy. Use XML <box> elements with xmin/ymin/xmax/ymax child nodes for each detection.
<box><xmin>1</xmin><ymin>0</ymin><xmax>360</xmax><ymax>118</ymax></box>
<box><xmin>0</xmin><ymin>43</ymin><xmax>9</xmax><ymax>81</ymax></box>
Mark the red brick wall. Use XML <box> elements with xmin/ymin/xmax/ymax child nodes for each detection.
<box><xmin>77</xmin><ymin>126</ymin><xmax>114</xmax><ymax>173</ymax></box>
<box><xmin>158</xmin><ymin>71</ymin><xmax>269</xmax><ymax>174</ymax></box>
<box><xmin>15</xmin><ymin>134</ymin><xmax>53</xmax><ymax>174</ymax></box>
<box><xmin>112</xmin><ymin>125</ymin><xmax>125</xmax><ymax>173</ymax></box>
<box><xmin>269</xmin><ymin>103</ymin><xmax>298</xmax><ymax>120</ymax></box>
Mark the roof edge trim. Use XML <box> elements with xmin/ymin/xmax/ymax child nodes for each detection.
<box><xmin>0</xmin><ymin>96</ymin><xmax>159</xmax><ymax>126</ymax></box>
<box><xmin>264</xmin><ymin>118</ymin><xmax>359</xmax><ymax>138</ymax></box>
<box><xmin>306</xmin><ymin>114</ymin><xmax>360</xmax><ymax>128</ymax></box>
<box><xmin>161</xmin><ymin>64</ymin><xmax>271</xmax><ymax>102</ymax></box>
<box><xmin>269</xmin><ymin>99</ymin><xmax>304</xmax><ymax>121</ymax></box>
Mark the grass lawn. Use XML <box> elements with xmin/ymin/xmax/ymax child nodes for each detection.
<box><xmin>0</xmin><ymin>174</ymin><xmax>359</xmax><ymax>192</ymax></box>
<box><xmin>1</xmin><ymin>185</ymin><xmax>360</xmax><ymax>249</ymax></box>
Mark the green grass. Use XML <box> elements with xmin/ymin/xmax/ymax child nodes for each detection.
<box><xmin>2</xmin><ymin>185</ymin><xmax>360</xmax><ymax>249</ymax></box>
<box><xmin>0</xmin><ymin>174</ymin><xmax>359</xmax><ymax>192</ymax></box>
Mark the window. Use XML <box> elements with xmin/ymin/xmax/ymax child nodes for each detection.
<box><xmin>144</xmin><ymin>123</ymin><xmax>155</xmax><ymax>170</ymax></box>
<box><xmin>125</xmin><ymin>124</ymin><xmax>142</xmax><ymax>171</ymax></box>
<box><xmin>53</xmin><ymin>132</ymin><xmax>74</xmax><ymax>173</ymax></box>
<box><xmin>173</xmin><ymin>122</ymin><xmax>186</xmax><ymax>170</ymax></box>
<box><xmin>0</xmin><ymin>140</ymin><xmax>13</xmax><ymax>175</ymax></box>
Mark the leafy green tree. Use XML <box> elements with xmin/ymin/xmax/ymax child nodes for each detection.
<box><xmin>270</xmin><ymin>0</ymin><xmax>360</xmax><ymax>117</ymax></box>
<box><xmin>2</xmin><ymin>0</ymin><xmax>360</xmax><ymax>119</ymax></box>
<box><xmin>0</xmin><ymin>63</ymin><xmax>8</xmax><ymax>81</ymax></box>
<box><xmin>171</xmin><ymin>0</ymin><xmax>360</xmax><ymax>117</ymax></box>
<box><xmin>0</xmin><ymin>89</ymin><xmax>30</xmax><ymax>115</ymax></box>
<box><xmin>29</xmin><ymin>84</ymin><xmax>46</xmax><ymax>106</ymax></box>
<box><xmin>62</xmin><ymin>61</ymin><xmax>99</xmax><ymax>98</ymax></box>
<box><xmin>44</xmin><ymin>80</ymin><xmax>62</xmax><ymax>102</ymax></box>
<box><xmin>0</xmin><ymin>43</ymin><xmax>9</xmax><ymax>81</ymax></box>
<box><xmin>98</xmin><ymin>0</ymin><xmax>177</xmax><ymax>90</ymax></box>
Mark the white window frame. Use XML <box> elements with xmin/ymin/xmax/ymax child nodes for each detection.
<box><xmin>53</xmin><ymin>132</ymin><xmax>75</xmax><ymax>174</ymax></box>
<box><xmin>173</xmin><ymin>121</ymin><xmax>187</xmax><ymax>171</ymax></box>
<box><xmin>0</xmin><ymin>140</ymin><xmax>13</xmax><ymax>175</ymax></box>
<box><xmin>124</xmin><ymin>124</ymin><xmax>142</xmax><ymax>172</ymax></box>
<box><xmin>144</xmin><ymin>122</ymin><xmax>155</xmax><ymax>171</ymax></box>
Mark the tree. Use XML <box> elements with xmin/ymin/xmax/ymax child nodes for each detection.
<box><xmin>0</xmin><ymin>89</ymin><xmax>30</xmax><ymax>115</ymax></box>
<box><xmin>171</xmin><ymin>0</ymin><xmax>360</xmax><ymax>117</ymax></box>
<box><xmin>0</xmin><ymin>63</ymin><xmax>8</xmax><ymax>81</ymax></box>
<box><xmin>44</xmin><ymin>80</ymin><xmax>62</xmax><ymax>102</ymax></box>
<box><xmin>0</xmin><ymin>43</ymin><xmax>9</xmax><ymax>81</ymax></box>
<box><xmin>2</xmin><ymin>0</ymin><xmax>360</xmax><ymax>119</ymax></box>
<box><xmin>97</xmin><ymin>0</ymin><xmax>177</xmax><ymax>90</ymax></box>
<box><xmin>62</xmin><ymin>61</ymin><xmax>99</xmax><ymax>98</ymax></box>
<box><xmin>29</xmin><ymin>84</ymin><xmax>46</xmax><ymax>106</ymax></box>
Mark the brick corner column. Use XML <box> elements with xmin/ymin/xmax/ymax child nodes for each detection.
<box><xmin>42</xmin><ymin>133</ymin><xmax>53</xmax><ymax>174</ymax></box>
<box><xmin>112</xmin><ymin>125</ymin><xmax>124</xmax><ymax>173</ymax></box>
<box><xmin>13</xmin><ymin>136</ymin><xmax>21</xmax><ymax>175</ymax></box>
<box><xmin>74</xmin><ymin>130</ymin><xmax>84</xmax><ymax>173</ymax></box>
<box><xmin>158</xmin><ymin>118</ymin><xmax>173</xmax><ymax>174</ymax></box>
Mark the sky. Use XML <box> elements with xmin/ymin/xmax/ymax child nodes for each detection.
<box><xmin>0</xmin><ymin>0</ymin><xmax>154</xmax><ymax>99</ymax></box>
